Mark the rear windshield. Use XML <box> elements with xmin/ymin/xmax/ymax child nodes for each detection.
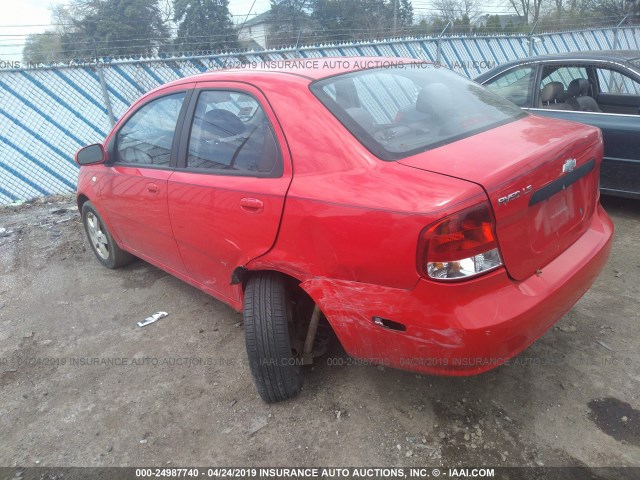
<box><xmin>310</xmin><ymin>65</ymin><xmax>526</xmax><ymax>161</ymax></box>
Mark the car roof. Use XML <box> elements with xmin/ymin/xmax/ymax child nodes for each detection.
<box><xmin>475</xmin><ymin>49</ymin><xmax>640</xmax><ymax>81</ymax></box>
<box><xmin>527</xmin><ymin>49</ymin><xmax>640</xmax><ymax>62</ymax></box>
<box><xmin>159</xmin><ymin>56</ymin><xmax>425</xmax><ymax>88</ymax></box>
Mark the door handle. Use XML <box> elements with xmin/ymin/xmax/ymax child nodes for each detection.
<box><xmin>240</xmin><ymin>197</ymin><xmax>264</xmax><ymax>213</ymax></box>
<box><xmin>146</xmin><ymin>182</ymin><xmax>159</xmax><ymax>193</ymax></box>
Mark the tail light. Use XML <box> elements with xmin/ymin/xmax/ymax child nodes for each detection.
<box><xmin>418</xmin><ymin>202</ymin><xmax>503</xmax><ymax>281</ymax></box>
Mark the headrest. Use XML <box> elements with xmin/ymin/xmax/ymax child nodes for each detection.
<box><xmin>203</xmin><ymin>109</ymin><xmax>245</xmax><ymax>137</ymax></box>
<box><xmin>567</xmin><ymin>78</ymin><xmax>589</xmax><ymax>97</ymax></box>
<box><xmin>416</xmin><ymin>83</ymin><xmax>453</xmax><ymax>115</ymax></box>
<box><xmin>335</xmin><ymin>79</ymin><xmax>360</xmax><ymax>109</ymax></box>
<box><xmin>540</xmin><ymin>81</ymin><xmax>564</xmax><ymax>102</ymax></box>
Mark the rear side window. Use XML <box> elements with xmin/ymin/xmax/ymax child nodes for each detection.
<box><xmin>311</xmin><ymin>66</ymin><xmax>525</xmax><ymax>161</ymax></box>
<box><xmin>186</xmin><ymin>90</ymin><xmax>281</xmax><ymax>176</ymax></box>
<box><xmin>115</xmin><ymin>92</ymin><xmax>185</xmax><ymax>166</ymax></box>
<box><xmin>596</xmin><ymin>68</ymin><xmax>640</xmax><ymax>95</ymax></box>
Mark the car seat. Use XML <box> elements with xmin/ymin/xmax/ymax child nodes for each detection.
<box><xmin>566</xmin><ymin>78</ymin><xmax>602</xmax><ymax>112</ymax></box>
<box><xmin>539</xmin><ymin>82</ymin><xmax>572</xmax><ymax>110</ymax></box>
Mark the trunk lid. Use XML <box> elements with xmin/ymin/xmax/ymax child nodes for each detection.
<box><xmin>399</xmin><ymin>115</ymin><xmax>602</xmax><ymax>280</ymax></box>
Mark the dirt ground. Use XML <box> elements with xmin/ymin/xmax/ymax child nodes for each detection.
<box><xmin>0</xmin><ymin>194</ymin><xmax>638</xmax><ymax>471</ymax></box>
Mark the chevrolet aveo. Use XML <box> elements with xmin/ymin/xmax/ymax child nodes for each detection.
<box><xmin>75</xmin><ymin>58</ymin><xmax>613</xmax><ymax>403</ymax></box>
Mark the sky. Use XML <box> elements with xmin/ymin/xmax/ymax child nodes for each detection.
<box><xmin>0</xmin><ymin>0</ymin><xmax>273</xmax><ymax>63</ymax></box>
<box><xmin>0</xmin><ymin>0</ymin><xmax>55</xmax><ymax>62</ymax></box>
<box><xmin>0</xmin><ymin>0</ymin><xmax>514</xmax><ymax>63</ymax></box>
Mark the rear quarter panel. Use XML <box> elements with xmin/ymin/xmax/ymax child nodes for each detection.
<box><xmin>246</xmin><ymin>79</ymin><xmax>487</xmax><ymax>289</ymax></box>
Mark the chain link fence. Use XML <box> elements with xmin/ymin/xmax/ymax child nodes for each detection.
<box><xmin>0</xmin><ymin>26</ymin><xmax>638</xmax><ymax>204</ymax></box>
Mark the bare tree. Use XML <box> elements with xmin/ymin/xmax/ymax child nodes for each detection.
<box><xmin>567</xmin><ymin>0</ymin><xmax>591</xmax><ymax>13</ymax></box>
<box><xmin>553</xmin><ymin>0</ymin><xmax>563</xmax><ymax>16</ymax></box>
<box><xmin>431</xmin><ymin>0</ymin><xmax>459</xmax><ymax>22</ymax></box>
<box><xmin>159</xmin><ymin>0</ymin><xmax>175</xmax><ymax>28</ymax></box>
<box><xmin>504</xmin><ymin>0</ymin><xmax>547</xmax><ymax>23</ymax></box>
<box><xmin>432</xmin><ymin>0</ymin><xmax>483</xmax><ymax>22</ymax></box>
<box><xmin>547</xmin><ymin>0</ymin><xmax>592</xmax><ymax>17</ymax></box>
<box><xmin>459</xmin><ymin>0</ymin><xmax>483</xmax><ymax>20</ymax></box>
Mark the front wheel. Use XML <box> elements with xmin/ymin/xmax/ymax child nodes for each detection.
<box><xmin>82</xmin><ymin>201</ymin><xmax>134</xmax><ymax>269</ymax></box>
<box><xmin>243</xmin><ymin>273</ymin><xmax>303</xmax><ymax>403</ymax></box>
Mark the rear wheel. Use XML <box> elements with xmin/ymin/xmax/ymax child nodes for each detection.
<box><xmin>82</xmin><ymin>201</ymin><xmax>134</xmax><ymax>269</ymax></box>
<box><xmin>244</xmin><ymin>272</ymin><xmax>303</xmax><ymax>403</ymax></box>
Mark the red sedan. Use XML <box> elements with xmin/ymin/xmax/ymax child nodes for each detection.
<box><xmin>75</xmin><ymin>58</ymin><xmax>613</xmax><ymax>403</ymax></box>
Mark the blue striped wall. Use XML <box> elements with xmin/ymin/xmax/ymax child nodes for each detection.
<box><xmin>0</xmin><ymin>26</ymin><xmax>638</xmax><ymax>204</ymax></box>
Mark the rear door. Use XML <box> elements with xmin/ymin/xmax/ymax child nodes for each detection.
<box><xmin>528</xmin><ymin>61</ymin><xmax>640</xmax><ymax>198</ymax></box>
<box><xmin>100</xmin><ymin>86</ymin><xmax>192</xmax><ymax>273</ymax></box>
<box><xmin>167</xmin><ymin>83</ymin><xmax>292</xmax><ymax>303</ymax></box>
<box><xmin>591</xmin><ymin>65</ymin><xmax>640</xmax><ymax>197</ymax></box>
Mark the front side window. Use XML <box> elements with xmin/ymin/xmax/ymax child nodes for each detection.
<box><xmin>115</xmin><ymin>92</ymin><xmax>185</xmax><ymax>166</ymax></box>
<box><xmin>186</xmin><ymin>91</ymin><xmax>281</xmax><ymax>175</ymax></box>
<box><xmin>311</xmin><ymin>66</ymin><xmax>526</xmax><ymax>161</ymax></box>
<box><xmin>483</xmin><ymin>65</ymin><xmax>536</xmax><ymax>107</ymax></box>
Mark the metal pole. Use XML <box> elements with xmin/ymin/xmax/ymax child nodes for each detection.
<box><xmin>614</xmin><ymin>14</ymin><xmax>630</xmax><ymax>49</ymax></box>
<box><xmin>436</xmin><ymin>21</ymin><xmax>451</xmax><ymax>66</ymax></box>
<box><xmin>97</xmin><ymin>64</ymin><xmax>116</xmax><ymax>127</ymax></box>
<box><xmin>93</xmin><ymin>39</ymin><xmax>115</xmax><ymax>127</ymax></box>
<box><xmin>528</xmin><ymin>21</ymin><xmax>538</xmax><ymax>57</ymax></box>
<box><xmin>294</xmin><ymin>30</ymin><xmax>302</xmax><ymax>58</ymax></box>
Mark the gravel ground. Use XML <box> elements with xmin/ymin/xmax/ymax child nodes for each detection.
<box><xmin>0</xmin><ymin>195</ymin><xmax>638</xmax><ymax>472</ymax></box>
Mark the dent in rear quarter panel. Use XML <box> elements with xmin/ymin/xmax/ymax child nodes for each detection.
<box><xmin>299</xmin><ymin>276</ymin><xmax>469</xmax><ymax>362</ymax></box>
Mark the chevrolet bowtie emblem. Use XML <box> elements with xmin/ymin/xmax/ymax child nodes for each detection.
<box><xmin>562</xmin><ymin>158</ymin><xmax>577</xmax><ymax>173</ymax></box>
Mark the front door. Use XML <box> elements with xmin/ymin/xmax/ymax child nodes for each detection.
<box><xmin>99</xmin><ymin>88</ymin><xmax>190</xmax><ymax>274</ymax></box>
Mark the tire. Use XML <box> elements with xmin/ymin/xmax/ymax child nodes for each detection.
<box><xmin>244</xmin><ymin>272</ymin><xmax>303</xmax><ymax>403</ymax></box>
<box><xmin>81</xmin><ymin>201</ymin><xmax>134</xmax><ymax>269</ymax></box>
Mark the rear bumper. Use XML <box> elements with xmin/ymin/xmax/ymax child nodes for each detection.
<box><xmin>302</xmin><ymin>205</ymin><xmax>613</xmax><ymax>375</ymax></box>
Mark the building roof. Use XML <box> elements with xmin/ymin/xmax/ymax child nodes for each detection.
<box><xmin>239</xmin><ymin>10</ymin><xmax>272</xmax><ymax>29</ymax></box>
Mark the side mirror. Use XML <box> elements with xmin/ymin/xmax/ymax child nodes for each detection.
<box><xmin>75</xmin><ymin>144</ymin><xmax>106</xmax><ymax>166</ymax></box>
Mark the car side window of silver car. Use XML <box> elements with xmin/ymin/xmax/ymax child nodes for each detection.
<box><xmin>115</xmin><ymin>92</ymin><xmax>186</xmax><ymax>167</ymax></box>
